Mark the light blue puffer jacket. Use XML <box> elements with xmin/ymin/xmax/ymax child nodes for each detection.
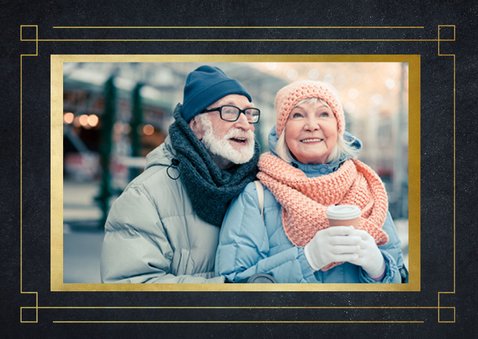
<box><xmin>215</xmin><ymin>129</ymin><xmax>408</xmax><ymax>283</ymax></box>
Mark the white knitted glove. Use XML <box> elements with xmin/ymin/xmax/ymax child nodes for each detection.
<box><xmin>304</xmin><ymin>226</ymin><xmax>361</xmax><ymax>271</ymax></box>
<box><xmin>347</xmin><ymin>229</ymin><xmax>385</xmax><ymax>279</ymax></box>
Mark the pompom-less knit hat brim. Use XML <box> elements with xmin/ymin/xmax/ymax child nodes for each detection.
<box><xmin>182</xmin><ymin>65</ymin><xmax>252</xmax><ymax>122</ymax></box>
<box><xmin>274</xmin><ymin>80</ymin><xmax>345</xmax><ymax>136</ymax></box>
<box><xmin>183</xmin><ymin>79</ymin><xmax>251</xmax><ymax>121</ymax></box>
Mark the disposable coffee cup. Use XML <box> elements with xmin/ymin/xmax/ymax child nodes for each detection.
<box><xmin>326</xmin><ymin>205</ymin><xmax>361</xmax><ymax>227</ymax></box>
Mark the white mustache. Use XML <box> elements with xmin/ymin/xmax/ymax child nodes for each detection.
<box><xmin>225</xmin><ymin>128</ymin><xmax>254</xmax><ymax>142</ymax></box>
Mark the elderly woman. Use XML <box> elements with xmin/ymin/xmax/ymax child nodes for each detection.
<box><xmin>215</xmin><ymin>80</ymin><xmax>408</xmax><ymax>283</ymax></box>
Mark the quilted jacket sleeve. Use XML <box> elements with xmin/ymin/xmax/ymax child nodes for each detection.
<box><xmin>100</xmin><ymin>184</ymin><xmax>224</xmax><ymax>284</ymax></box>
<box><xmin>215</xmin><ymin>183</ymin><xmax>316</xmax><ymax>283</ymax></box>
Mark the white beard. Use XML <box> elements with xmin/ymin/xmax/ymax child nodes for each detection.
<box><xmin>197</xmin><ymin>114</ymin><xmax>255</xmax><ymax>165</ymax></box>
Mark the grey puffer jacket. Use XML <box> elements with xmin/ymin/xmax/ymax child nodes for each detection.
<box><xmin>100</xmin><ymin>136</ymin><xmax>225</xmax><ymax>283</ymax></box>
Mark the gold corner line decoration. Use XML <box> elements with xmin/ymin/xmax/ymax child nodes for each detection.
<box><xmin>438</xmin><ymin>293</ymin><xmax>456</xmax><ymax>323</ymax></box>
<box><xmin>19</xmin><ymin>24</ymin><xmax>40</xmax><ymax>324</ymax></box>
<box><xmin>51</xmin><ymin>320</ymin><xmax>426</xmax><ymax>324</ymax></box>
<box><xmin>437</xmin><ymin>25</ymin><xmax>457</xmax><ymax>57</ymax></box>
<box><xmin>19</xmin><ymin>25</ymin><xmax>39</xmax><ymax>56</ymax></box>
<box><xmin>51</xmin><ymin>25</ymin><xmax>426</xmax><ymax>29</ymax></box>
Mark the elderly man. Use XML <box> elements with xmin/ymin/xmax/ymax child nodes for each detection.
<box><xmin>101</xmin><ymin>65</ymin><xmax>260</xmax><ymax>283</ymax></box>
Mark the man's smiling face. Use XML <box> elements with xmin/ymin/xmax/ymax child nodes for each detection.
<box><xmin>190</xmin><ymin>94</ymin><xmax>256</xmax><ymax>167</ymax></box>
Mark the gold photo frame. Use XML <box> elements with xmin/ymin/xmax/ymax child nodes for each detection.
<box><xmin>50</xmin><ymin>54</ymin><xmax>420</xmax><ymax>293</ymax></box>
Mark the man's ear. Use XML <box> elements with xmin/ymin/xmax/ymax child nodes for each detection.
<box><xmin>189</xmin><ymin>117</ymin><xmax>204</xmax><ymax>139</ymax></box>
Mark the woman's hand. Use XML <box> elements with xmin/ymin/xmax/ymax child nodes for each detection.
<box><xmin>347</xmin><ymin>229</ymin><xmax>385</xmax><ymax>279</ymax></box>
<box><xmin>304</xmin><ymin>226</ymin><xmax>361</xmax><ymax>271</ymax></box>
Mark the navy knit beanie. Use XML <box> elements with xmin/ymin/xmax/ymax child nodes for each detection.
<box><xmin>182</xmin><ymin>65</ymin><xmax>252</xmax><ymax>122</ymax></box>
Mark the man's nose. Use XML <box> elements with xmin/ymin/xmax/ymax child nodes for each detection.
<box><xmin>235</xmin><ymin>112</ymin><xmax>255</xmax><ymax>131</ymax></box>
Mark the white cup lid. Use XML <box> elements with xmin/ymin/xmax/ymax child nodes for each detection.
<box><xmin>326</xmin><ymin>205</ymin><xmax>361</xmax><ymax>220</ymax></box>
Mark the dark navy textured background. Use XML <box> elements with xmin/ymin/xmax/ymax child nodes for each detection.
<box><xmin>1</xmin><ymin>1</ymin><xmax>477</xmax><ymax>337</ymax></box>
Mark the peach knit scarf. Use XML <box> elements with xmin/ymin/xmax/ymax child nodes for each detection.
<box><xmin>257</xmin><ymin>153</ymin><xmax>390</xmax><ymax>248</ymax></box>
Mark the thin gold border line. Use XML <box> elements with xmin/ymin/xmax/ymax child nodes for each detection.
<box><xmin>21</xmin><ymin>38</ymin><xmax>444</xmax><ymax>42</ymax></box>
<box><xmin>51</xmin><ymin>320</ymin><xmax>425</xmax><ymax>324</ymax></box>
<box><xmin>453</xmin><ymin>53</ymin><xmax>456</xmax><ymax>295</ymax></box>
<box><xmin>16</xmin><ymin>23</ymin><xmax>450</xmax><ymax>322</ymax></box>
<box><xmin>19</xmin><ymin>24</ymin><xmax>39</xmax><ymax>324</ymax></box>
<box><xmin>23</xmin><ymin>34</ymin><xmax>433</xmax><ymax>322</ymax></box>
<box><xmin>20</xmin><ymin>35</ymin><xmax>23</xmax><ymax>303</ymax></box>
<box><xmin>437</xmin><ymin>53</ymin><xmax>456</xmax><ymax>323</ymax></box>
<box><xmin>23</xmin><ymin>306</ymin><xmax>443</xmax><ymax>310</ymax></box>
<box><xmin>436</xmin><ymin>24</ymin><xmax>457</xmax><ymax>324</ymax></box>
<box><xmin>20</xmin><ymin>48</ymin><xmax>23</xmax><ymax>297</ymax></box>
<box><xmin>52</xmin><ymin>25</ymin><xmax>426</xmax><ymax>29</ymax></box>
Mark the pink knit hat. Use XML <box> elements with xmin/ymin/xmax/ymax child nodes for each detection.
<box><xmin>274</xmin><ymin>80</ymin><xmax>345</xmax><ymax>136</ymax></box>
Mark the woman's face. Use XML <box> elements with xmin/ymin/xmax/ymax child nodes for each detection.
<box><xmin>284</xmin><ymin>99</ymin><xmax>338</xmax><ymax>164</ymax></box>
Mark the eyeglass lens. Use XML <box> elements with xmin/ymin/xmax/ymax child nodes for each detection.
<box><xmin>221</xmin><ymin>106</ymin><xmax>259</xmax><ymax>122</ymax></box>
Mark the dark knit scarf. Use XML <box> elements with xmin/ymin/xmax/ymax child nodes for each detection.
<box><xmin>168</xmin><ymin>104</ymin><xmax>260</xmax><ymax>227</ymax></box>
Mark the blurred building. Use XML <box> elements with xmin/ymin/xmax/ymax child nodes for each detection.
<box><xmin>62</xmin><ymin>61</ymin><xmax>409</xmax><ymax>226</ymax></box>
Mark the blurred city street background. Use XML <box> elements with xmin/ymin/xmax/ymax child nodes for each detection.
<box><xmin>61</xmin><ymin>61</ymin><xmax>409</xmax><ymax>283</ymax></box>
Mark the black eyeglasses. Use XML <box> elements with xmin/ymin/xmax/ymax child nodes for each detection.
<box><xmin>202</xmin><ymin>105</ymin><xmax>260</xmax><ymax>124</ymax></box>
